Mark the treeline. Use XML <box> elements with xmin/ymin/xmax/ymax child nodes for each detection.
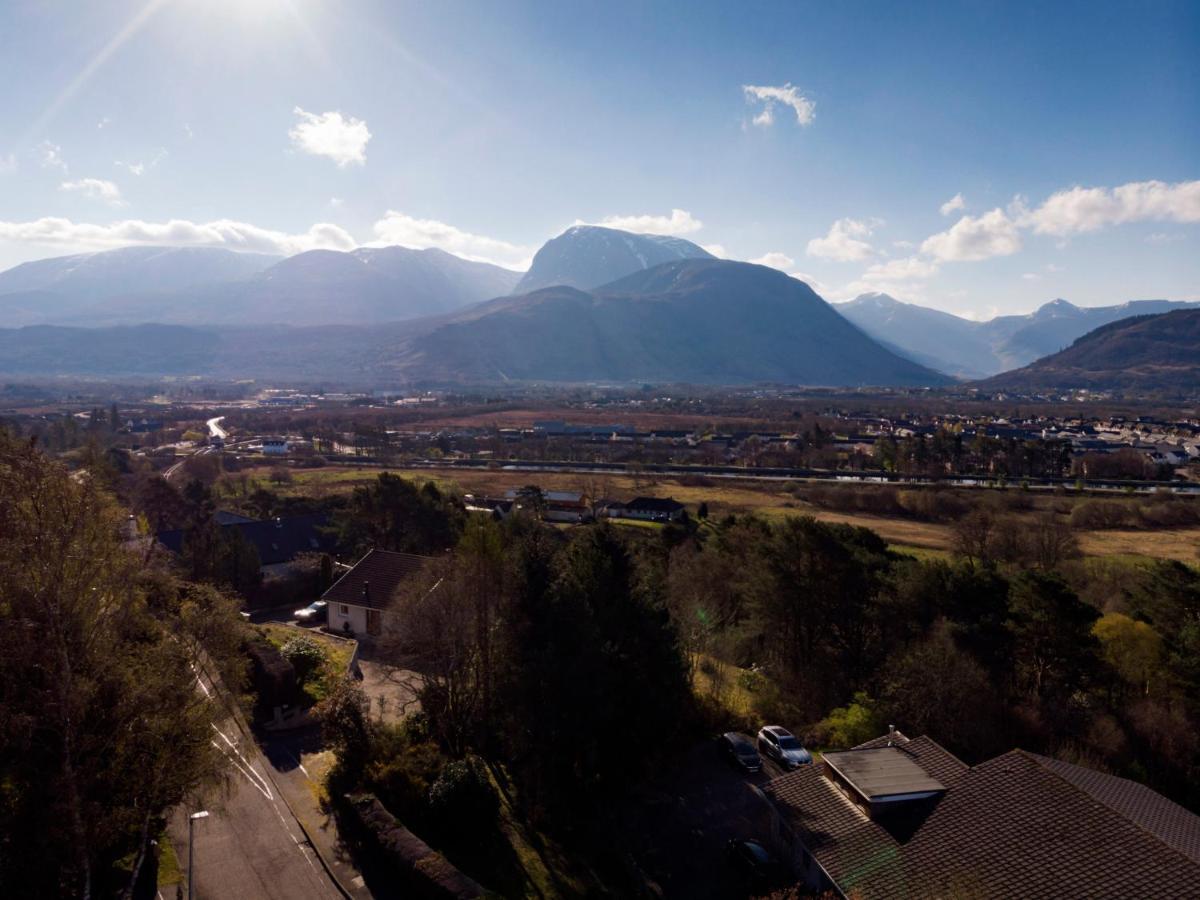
<box><xmin>316</xmin><ymin>490</ymin><xmax>1200</xmax><ymax>891</ymax></box>
<box><xmin>0</xmin><ymin>432</ymin><xmax>247</xmax><ymax>898</ymax></box>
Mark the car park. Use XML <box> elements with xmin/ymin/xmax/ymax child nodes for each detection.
<box><xmin>757</xmin><ymin>725</ymin><xmax>813</xmax><ymax>768</ymax></box>
<box><xmin>719</xmin><ymin>731</ymin><xmax>763</xmax><ymax>773</ymax></box>
<box><xmin>293</xmin><ymin>599</ymin><xmax>327</xmax><ymax>623</ymax></box>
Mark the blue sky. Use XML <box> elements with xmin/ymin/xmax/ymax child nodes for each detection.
<box><xmin>1</xmin><ymin>0</ymin><xmax>1197</xmax><ymax>317</ymax></box>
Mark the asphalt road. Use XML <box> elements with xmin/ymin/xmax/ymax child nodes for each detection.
<box><xmin>172</xmin><ymin>670</ymin><xmax>342</xmax><ymax>900</ymax></box>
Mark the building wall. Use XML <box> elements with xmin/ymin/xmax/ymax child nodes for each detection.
<box><xmin>328</xmin><ymin>600</ymin><xmax>369</xmax><ymax>636</ymax></box>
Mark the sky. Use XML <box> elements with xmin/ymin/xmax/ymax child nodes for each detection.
<box><xmin>1</xmin><ymin>0</ymin><xmax>1198</xmax><ymax>318</ymax></box>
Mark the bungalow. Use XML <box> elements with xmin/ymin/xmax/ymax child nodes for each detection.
<box><xmin>621</xmin><ymin>496</ymin><xmax>686</xmax><ymax>522</ymax></box>
<box><xmin>760</xmin><ymin>730</ymin><xmax>1200</xmax><ymax>898</ymax></box>
<box><xmin>262</xmin><ymin>437</ymin><xmax>290</xmax><ymax>456</ymax></box>
<box><xmin>323</xmin><ymin>549</ymin><xmax>432</xmax><ymax>638</ymax></box>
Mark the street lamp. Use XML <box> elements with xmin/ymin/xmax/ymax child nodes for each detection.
<box><xmin>188</xmin><ymin>811</ymin><xmax>209</xmax><ymax>900</ymax></box>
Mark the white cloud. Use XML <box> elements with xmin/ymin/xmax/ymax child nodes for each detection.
<box><xmin>1021</xmin><ymin>272</ymin><xmax>1041</xmax><ymax>281</ymax></box>
<box><xmin>743</xmin><ymin>83</ymin><xmax>815</xmax><ymax>127</ymax></box>
<box><xmin>0</xmin><ymin>216</ymin><xmax>355</xmax><ymax>256</ymax></box>
<box><xmin>1023</xmin><ymin>179</ymin><xmax>1200</xmax><ymax>236</ymax></box>
<box><xmin>371</xmin><ymin>211</ymin><xmax>533</xmax><ymax>269</ymax></box>
<box><xmin>116</xmin><ymin>148</ymin><xmax>166</xmax><ymax>176</ymax></box>
<box><xmin>289</xmin><ymin>107</ymin><xmax>371</xmax><ymax>167</ymax></box>
<box><xmin>60</xmin><ymin>178</ymin><xmax>125</xmax><ymax>206</ymax></box>
<box><xmin>701</xmin><ymin>243</ymin><xmax>728</xmax><ymax>258</ymax></box>
<box><xmin>749</xmin><ymin>251</ymin><xmax>795</xmax><ymax>271</ymax></box>
<box><xmin>183</xmin><ymin>123</ymin><xmax>194</xmax><ymax>139</ymax></box>
<box><xmin>584</xmin><ymin>208</ymin><xmax>704</xmax><ymax>236</ymax></box>
<box><xmin>788</xmin><ymin>271</ymin><xmax>832</xmax><ymax>295</ymax></box>
<box><xmin>329</xmin><ymin>197</ymin><xmax>345</xmax><ymax>208</ymax></box>
<box><xmin>806</xmin><ymin>217</ymin><xmax>879</xmax><ymax>261</ymax></box>
<box><xmin>939</xmin><ymin>192</ymin><xmax>966</xmax><ymax>216</ymax></box>
<box><xmin>861</xmin><ymin>255</ymin><xmax>939</xmax><ymax>282</ymax></box>
<box><xmin>920</xmin><ymin>208</ymin><xmax>1021</xmax><ymax>262</ymax></box>
<box><xmin>97</xmin><ymin>117</ymin><xmax>111</xmax><ymax>130</ymax></box>
<box><xmin>0</xmin><ymin>154</ymin><xmax>16</xmax><ymax>175</ymax></box>
<box><xmin>37</xmin><ymin>141</ymin><xmax>67</xmax><ymax>172</ymax></box>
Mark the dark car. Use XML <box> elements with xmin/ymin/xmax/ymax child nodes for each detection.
<box><xmin>719</xmin><ymin>731</ymin><xmax>763</xmax><ymax>773</ymax></box>
<box><xmin>726</xmin><ymin>839</ymin><xmax>776</xmax><ymax>890</ymax></box>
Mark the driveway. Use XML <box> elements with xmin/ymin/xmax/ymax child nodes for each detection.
<box><xmin>357</xmin><ymin>659</ymin><xmax>422</xmax><ymax>723</ymax></box>
<box><xmin>625</xmin><ymin>737</ymin><xmax>791</xmax><ymax>898</ymax></box>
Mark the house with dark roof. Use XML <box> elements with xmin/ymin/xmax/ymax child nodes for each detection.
<box><xmin>157</xmin><ymin>513</ymin><xmax>332</xmax><ymax>576</ymax></box>
<box><xmin>620</xmin><ymin>496</ymin><xmax>686</xmax><ymax>522</ymax></box>
<box><xmin>322</xmin><ymin>549</ymin><xmax>433</xmax><ymax>637</ymax></box>
<box><xmin>761</xmin><ymin>731</ymin><xmax>1200</xmax><ymax>898</ymax></box>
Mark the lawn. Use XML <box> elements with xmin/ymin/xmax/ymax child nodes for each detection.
<box><xmin>255</xmin><ymin>622</ymin><xmax>356</xmax><ymax>705</ymax></box>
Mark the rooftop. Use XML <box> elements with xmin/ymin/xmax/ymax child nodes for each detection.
<box><xmin>822</xmin><ymin>745</ymin><xmax>947</xmax><ymax>802</ymax></box>
<box><xmin>322</xmin><ymin>549</ymin><xmax>433</xmax><ymax>610</ymax></box>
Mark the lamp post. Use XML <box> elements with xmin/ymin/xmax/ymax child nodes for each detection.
<box><xmin>187</xmin><ymin>811</ymin><xmax>209</xmax><ymax>900</ymax></box>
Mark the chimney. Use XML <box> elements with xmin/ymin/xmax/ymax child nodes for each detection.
<box><xmin>362</xmin><ymin>581</ymin><xmax>370</xmax><ymax>604</ymax></box>
<box><xmin>888</xmin><ymin>724</ymin><xmax>896</xmax><ymax>746</ymax></box>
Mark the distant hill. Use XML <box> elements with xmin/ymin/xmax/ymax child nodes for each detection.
<box><xmin>0</xmin><ymin>259</ymin><xmax>952</xmax><ymax>387</ymax></box>
<box><xmin>513</xmin><ymin>225</ymin><xmax>712</xmax><ymax>293</ymax></box>
<box><xmin>0</xmin><ymin>246</ymin><xmax>280</xmax><ymax>325</ymax></box>
<box><xmin>0</xmin><ymin>245</ymin><xmax>521</xmax><ymax>327</ymax></box>
<box><xmin>836</xmin><ymin>293</ymin><xmax>1200</xmax><ymax>377</ymax></box>
<box><xmin>979</xmin><ymin>309</ymin><xmax>1200</xmax><ymax>392</ymax></box>
<box><xmin>388</xmin><ymin>259</ymin><xmax>951</xmax><ymax>386</ymax></box>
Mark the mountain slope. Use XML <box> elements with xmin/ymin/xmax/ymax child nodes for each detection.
<box><xmin>513</xmin><ymin>225</ymin><xmax>712</xmax><ymax>293</ymax></box>
<box><xmin>0</xmin><ymin>246</ymin><xmax>280</xmax><ymax>325</ymax></box>
<box><xmin>390</xmin><ymin>259</ymin><xmax>951</xmax><ymax>386</ymax></box>
<box><xmin>837</xmin><ymin>294</ymin><xmax>1200</xmax><ymax>377</ymax></box>
<box><xmin>0</xmin><ymin>245</ymin><xmax>522</xmax><ymax>327</ymax></box>
<box><xmin>979</xmin><ymin>310</ymin><xmax>1200</xmax><ymax>392</ymax></box>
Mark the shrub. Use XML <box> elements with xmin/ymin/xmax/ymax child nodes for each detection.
<box><xmin>280</xmin><ymin>634</ymin><xmax>326</xmax><ymax>684</ymax></box>
<box><xmin>427</xmin><ymin>756</ymin><xmax>498</xmax><ymax>838</ymax></box>
<box><xmin>1070</xmin><ymin>500</ymin><xmax>1134</xmax><ymax>530</ymax></box>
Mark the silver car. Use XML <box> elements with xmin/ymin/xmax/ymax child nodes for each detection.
<box><xmin>757</xmin><ymin>725</ymin><xmax>812</xmax><ymax>768</ymax></box>
<box><xmin>293</xmin><ymin>600</ymin><xmax>327</xmax><ymax>623</ymax></box>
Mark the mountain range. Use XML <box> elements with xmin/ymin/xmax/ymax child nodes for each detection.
<box><xmin>978</xmin><ymin>309</ymin><xmax>1200</xmax><ymax>393</ymax></box>
<box><xmin>836</xmin><ymin>293</ymin><xmax>1200</xmax><ymax>378</ymax></box>
<box><xmin>0</xmin><ymin>226</ymin><xmax>1192</xmax><ymax>390</ymax></box>
<box><xmin>0</xmin><ymin>245</ymin><xmax>521</xmax><ymax>327</ymax></box>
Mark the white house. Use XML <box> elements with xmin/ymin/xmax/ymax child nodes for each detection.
<box><xmin>323</xmin><ymin>549</ymin><xmax>432</xmax><ymax>638</ymax></box>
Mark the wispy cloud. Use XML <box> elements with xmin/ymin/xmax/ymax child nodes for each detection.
<box><xmin>289</xmin><ymin>107</ymin><xmax>371</xmax><ymax>167</ymax></box>
<box><xmin>115</xmin><ymin>147</ymin><xmax>167</xmax><ymax>176</ymax></box>
<box><xmin>371</xmin><ymin>211</ymin><xmax>533</xmax><ymax>269</ymax></box>
<box><xmin>60</xmin><ymin>178</ymin><xmax>125</xmax><ymax>207</ymax></box>
<box><xmin>939</xmin><ymin>193</ymin><xmax>966</xmax><ymax>216</ymax></box>
<box><xmin>743</xmin><ymin>83</ymin><xmax>815</xmax><ymax>128</ymax></box>
<box><xmin>0</xmin><ymin>216</ymin><xmax>355</xmax><ymax>256</ymax></box>
<box><xmin>806</xmin><ymin>217</ymin><xmax>879</xmax><ymax>261</ymax></box>
<box><xmin>581</xmin><ymin>208</ymin><xmax>703</xmax><ymax>236</ymax></box>
<box><xmin>0</xmin><ymin>154</ymin><xmax>16</xmax><ymax>176</ymax></box>
<box><xmin>37</xmin><ymin>141</ymin><xmax>67</xmax><ymax>172</ymax></box>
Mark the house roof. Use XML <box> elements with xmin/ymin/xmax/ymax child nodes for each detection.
<box><xmin>625</xmin><ymin>496</ymin><xmax>685</xmax><ymax>512</ymax></box>
<box><xmin>766</xmin><ymin>733</ymin><xmax>1200</xmax><ymax>899</ymax></box>
<box><xmin>322</xmin><ymin>549</ymin><xmax>433</xmax><ymax>610</ymax></box>
<box><xmin>822</xmin><ymin>746</ymin><xmax>946</xmax><ymax>802</ymax></box>
<box><xmin>157</xmin><ymin>513</ymin><xmax>331</xmax><ymax>566</ymax></box>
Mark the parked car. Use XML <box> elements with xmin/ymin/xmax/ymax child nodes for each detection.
<box><xmin>725</xmin><ymin>839</ymin><xmax>776</xmax><ymax>890</ymax></box>
<box><xmin>757</xmin><ymin>725</ymin><xmax>813</xmax><ymax>768</ymax></box>
<box><xmin>293</xmin><ymin>600</ymin><xmax>327</xmax><ymax>622</ymax></box>
<box><xmin>719</xmin><ymin>731</ymin><xmax>763</xmax><ymax>773</ymax></box>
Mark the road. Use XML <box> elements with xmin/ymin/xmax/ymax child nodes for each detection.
<box><xmin>173</xmin><ymin>667</ymin><xmax>342</xmax><ymax>900</ymax></box>
<box><xmin>207</xmin><ymin>416</ymin><xmax>228</xmax><ymax>440</ymax></box>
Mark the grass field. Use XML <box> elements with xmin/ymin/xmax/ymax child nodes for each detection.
<box><xmin>226</xmin><ymin>463</ymin><xmax>1200</xmax><ymax>564</ymax></box>
<box><xmin>255</xmin><ymin>623</ymin><xmax>356</xmax><ymax>705</ymax></box>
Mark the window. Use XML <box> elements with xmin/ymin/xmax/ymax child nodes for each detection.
<box><xmin>339</xmin><ymin>604</ymin><xmax>350</xmax><ymax>617</ymax></box>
